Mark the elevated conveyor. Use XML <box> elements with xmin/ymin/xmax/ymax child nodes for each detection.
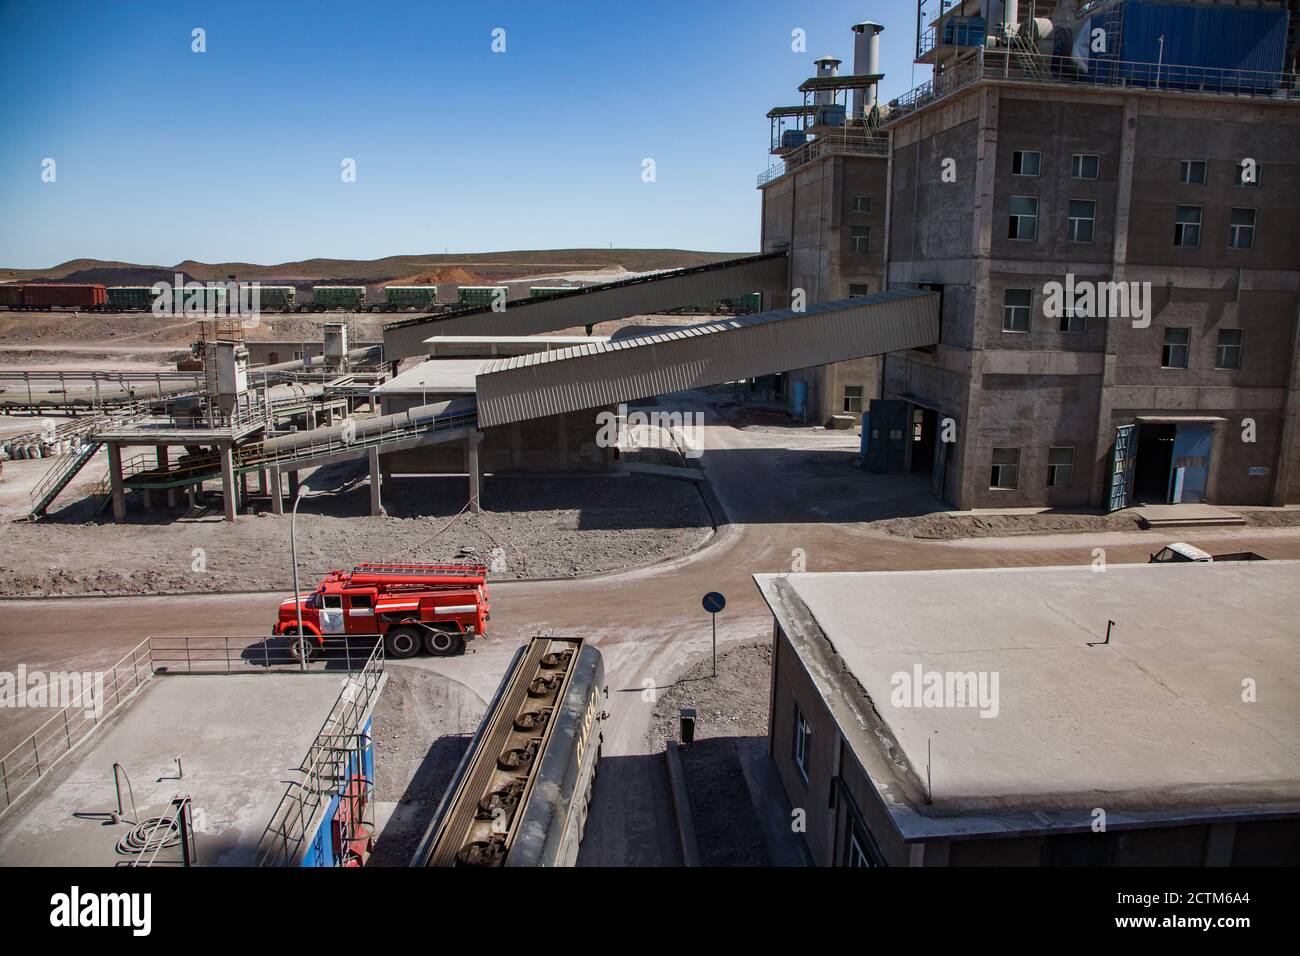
<box><xmin>382</xmin><ymin>252</ymin><xmax>789</xmax><ymax>359</ymax></box>
<box><xmin>472</xmin><ymin>289</ymin><xmax>940</xmax><ymax>428</ymax></box>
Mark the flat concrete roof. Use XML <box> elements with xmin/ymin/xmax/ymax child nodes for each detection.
<box><xmin>755</xmin><ymin>562</ymin><xmax>1300</xmax><ymax>832</ymax></box>
<box><xmin>0</xmin><ymin>674</ymin><xmax>343</xmax><ymax>866</ymax></box>
<box><xmin>372</xmin><ymin>358</ymin><xmax>484</xmax><ymax>395</ymax></box>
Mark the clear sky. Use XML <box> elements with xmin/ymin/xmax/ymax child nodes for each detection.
<box><xmin>0</xmin><ymin>0</ymin><xmax>927</xmax><ymax>268</ymax></box>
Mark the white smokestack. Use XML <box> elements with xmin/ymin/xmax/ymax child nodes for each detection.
<box><xmin>1005</xmin><ymin>0</ymin><xmax>1021</xmax><ymax>36</ymax></box>
<box><xmin>813</xmin><ymin>56</ymin><xmax>841</xmax><ymax>107</ymax></box>
<box><xmin>851</xmin><ymin>21</ymin><xmax>885</xmax><ymax>118</ymax></box>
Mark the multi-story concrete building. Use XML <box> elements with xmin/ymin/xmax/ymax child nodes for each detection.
<box><xmin>758</xmin><ymin>24</ymin><xmax>893</xmax><ymax>426</ymax></box>
<box><xmin>877</xmin><ymin>0</ymin><xmax>1300</xmax><ymax>509</ymax></box>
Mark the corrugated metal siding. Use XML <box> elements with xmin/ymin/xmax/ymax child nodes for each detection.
<box><xmin>382</xmin><ymin>253</ymin><xmax>790</xmax><ymax>359</ymax></box>
<box><xmin>1119</xmin><ymin>1</ymin><xmax>1289</xmax><ymax>80</ymax></box>
<box><xmin>474</xmin><ymin>290</ymin><xmax>940</xmax><ymax>427</ymax></box>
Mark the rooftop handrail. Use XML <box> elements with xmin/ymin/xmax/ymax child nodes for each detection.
<box><xmin>888</xmin><ymin>46</ymin><xmax>1299</xmax><ymax>122</ymax></box>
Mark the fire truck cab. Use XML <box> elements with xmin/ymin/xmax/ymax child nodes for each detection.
<box><xmin>274</xmin><ymin>562</ymin><xmax>490</xmax><ymax>661</ymax></box>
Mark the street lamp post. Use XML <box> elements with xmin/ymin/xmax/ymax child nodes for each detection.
<box><xmin>290</xmin><ymin>483</ymin><xmax>308</xmax><ymax>672</ymax></box>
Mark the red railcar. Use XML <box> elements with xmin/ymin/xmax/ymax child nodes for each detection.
<box><xmin>20</xmin><ymin>284</ymin><xmax>107</xmax><ymax>309</ymax></box>
<box><xmin>0</xmin><ymin>285</ymin><xmax>23</xmax><ymax>308</ymax></box>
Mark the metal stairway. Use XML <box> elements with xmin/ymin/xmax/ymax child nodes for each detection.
<box><xmin>28</xmin><ymin>440</ymin><xmax>102</xmax><ymax>518</ymax></box>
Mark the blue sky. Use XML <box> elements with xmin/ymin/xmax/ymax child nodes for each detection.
<box><xmin>0</xmin><ymin>1</ymin><xmax>927</xmax><ymax>268</ymax></box>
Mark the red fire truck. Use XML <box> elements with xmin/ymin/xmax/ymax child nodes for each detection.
<box><xmin>273</xmin><ymin>562</ymin><xmax>490</xmax><ymax>660</ymax></box>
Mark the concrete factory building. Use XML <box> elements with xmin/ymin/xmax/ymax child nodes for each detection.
<box><xmin>760</xmin><ymin>1</ymin><xmax>1300</xmax><ymax>509</ymax></box>
<box><xmin>754</xmin><ymin>561</ymin><xmax>1300</xmax><ymax>867</ymax></box>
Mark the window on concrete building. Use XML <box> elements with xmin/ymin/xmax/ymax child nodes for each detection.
<box><xmin>848</xmin><ymin>829</ymin><xmax>876</xmax><ymax>867</ymax></box>
<box><xmin>1012</xmin><ymin>150</ymin><xmax>1040</xmax><ymax>176</ymax></box>
<box><xmin>1174</xmin><ymin>206</ymin><xmax>1202</xmax><ymax>247</ymax></box>
<box><xmin>1071</xmin><ymin>153</ymin><xmax>1100</xmax><ymax>180</ymax></box>
<box><xmin>793</xmin><ymin>707</ymin><xmax>812</xmax><ymax>782</ymax></box>
<box><xmin>1235</xmin><ymin>163</ymin><xmax>1262</xmax><ymax>188</ymax></box>
<box><xmin>1179</xmin><ymin>160</ymin><xmax>1207</xmax><ymax>185</ymax></box>
<box><xmin>1067</xmin><ymin>200</ymin><xmax>1096</xmax><ymax>243</ymax></box>
<box><xmin>1047</xmin><ymin>447</ymin><xmax>1075</xmax><ymax>488</ymax></box>
<box><xmin>852</xmin><ymin>196</ymin><xmax>871</xmax><ymax>212</ymax></box>
<box><xmin>1008</xmin><ymin>196</ymin><xmax>1039</xmax><ymax>240</ymax></box>
<box><xmin>990</xmin><ymin>447</ymin><xmax>1020</xmax><ymax>489</ymax></box>
<box><xmin>1002</xmin><ymin>288</ymin><xmax>1032</xmax><ymax>332</ymax></box>
<box><xmin>851</xmin><ymin>225</ymin><xmax>870</xmax><ymax>254</ymax></box>
<box><xmin>843</xmin><ymin>385</ymin><xmax>864</xmax><ymax>414</ymax></box>
<box><xmin>1162</xmin><ymin>328</ymin><xmax>1190</xmax><ymax>368</ymax></box>
<box><xmin>1229</xmin><ymin>208</ymin><xmax>1256</xmax><ymax>250</ymax></box>
<box><xmin>1216</xmin><ymin>329</ymin><xmax>1243</xmax><ymax>369</ymax></box>
<box><xmin>1061</xmin><ymin>289</ymin><xmax>1088</xmax><ymax>333</ymax></box>
<box><xmin>848</xmin><ymin>282</ymin><xmax>872</xmax><ymax>297</ymax></box>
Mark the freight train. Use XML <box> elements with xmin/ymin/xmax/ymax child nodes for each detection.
<box><xmin>0</xmin><ymin>282</ymin><xmax>454</xmax><ymax>313</ymax></box>
<box><xmin>413</xmin><ymin>636</ymin><xmax>606</xmax><ymax>867</ymax></box>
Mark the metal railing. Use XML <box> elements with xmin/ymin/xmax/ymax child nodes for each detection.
<box><xmin>255</xmin><ymin>638</ymin><xmax>385</xmax><ymax>867</ymax></box>
<box><xmin>889</xmin><ymin>47</ymin><xmax>1299</xmax><ymax>122</ymax></box>
<box><xmin>0</xmin><ymin>369</ymin><xmax>203</xmax><ymax>411</ymax></box>
<box><xmin>241</xmin><ymin>404</ymin><xmax>478</xmax><ymax>471</ymax></box>
<box><xmin>0</xmin><ymin>635</ymin><xmax>381</xmax><ymax>826</ymax></box>
<box><xmin>0</xmin><ymin>639</ymin><xmax>153</xmax><ymax>821</ymax></box>
<box><xmin>758</xmin><ymin>132</ymin><xmax>890</xmax><ymax>186</ymax></box>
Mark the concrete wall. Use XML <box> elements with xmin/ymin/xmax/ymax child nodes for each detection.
<box><xmin>761</xmin><ymin>150</ymin><xmax>889</xmax><ymax>424</ymax></box>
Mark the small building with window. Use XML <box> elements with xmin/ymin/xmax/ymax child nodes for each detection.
<box><xmin>755</xmin><ymin>562</ymin><xmax>1300</xmax><ymax>867</ymax></box>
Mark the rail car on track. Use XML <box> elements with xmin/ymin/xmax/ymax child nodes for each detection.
<box><xmin>412</xmin><ymin>636</ymin><xmax>606</xmax><ymax>867</ymax></box>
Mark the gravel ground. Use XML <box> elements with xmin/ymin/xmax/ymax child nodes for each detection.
<box><xmin>647</xmin><ymin>640</ymin><xmax>772</xmax><ymax>747</ymax></box>
<box><xmin>874</xmin><ymin>508</ymin><xmax>1300</xmax><ymax>539</ymax></box>
<box><xmin>368</xmin><ymin>664</ymin><xmax>485</xmax><ymax>866</ymax></box>
<box><xmin>646</xmin><ymin>640</ymin><xmax>774</xmax><ymax>867</ymax></box>
<box><xmin>0</xmin><ymin>466</ymin><xmax>714</xmax><ymax>597</ymax></box>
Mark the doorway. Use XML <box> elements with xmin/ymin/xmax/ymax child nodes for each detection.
<box><xmin>909</xmin><ymin>406</ymin><xmax>938</xmax><ymax>475</ymax></box>
<box><xmin>1133</xmin><ymin>424</ymin><xmax>1175</xmax><ymax>502</ymax></box>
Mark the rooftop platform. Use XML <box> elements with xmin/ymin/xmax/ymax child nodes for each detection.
<box><xmin>755</xmin><ymin>561</ymin><xmax>1300</xmax><ymax>837</ymax></box>
<box><xmin>0</xmin><ymin>674</ymin><xmax>344</xmax><ymax>867</ymax></box>
<box><xmin>372</xmin><ymin>359</ymin><xmax>484</xmax><ymax>395</ymax></box>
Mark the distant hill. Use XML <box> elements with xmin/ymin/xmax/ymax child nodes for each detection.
<box><xmin>0</xmin><ymin>249</ymin><xmax>750</xmax><ymax>286</ymax></box>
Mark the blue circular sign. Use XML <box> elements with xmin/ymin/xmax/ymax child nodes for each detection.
<box><xmin>702</xmin><ymin>591</ymin><xmax>726</xmax><ymax>613</ymax></box>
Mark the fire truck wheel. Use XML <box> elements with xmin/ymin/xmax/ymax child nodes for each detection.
<box><xmin>384</xmin><ymin>626</ymin><xmax>421</xmax><ymax>660</ymax></box>
<box><xmin>424</xmin><ymin>629</ymin><xmax>463</xmax><ymax>657</ymax></box>
<box><xmin>284</xmin><ymin>630</ymin><xmax>314</xmax><ymax>662</ymax></box>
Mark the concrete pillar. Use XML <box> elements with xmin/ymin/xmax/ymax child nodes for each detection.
<box><xmin>270</xmin><ymin>468</ymin><xmax>284</xmax><ymax>515</ymax></box>
<box><xmin>219</xmin><ymin>443</ymin><xmax>237</xmax><ymax>522</ymax></box>
<box><xmin>187</xmin><ymin>485</ymin><xmax>197</xmax><ymax>510</ymax></box>
<box><xmin>307</xmin><ymin>408</ymin><xmax>317</xmax><ymax>430</ymax></box>
<box><xmin>142</xmin><ymin>488</ymin><xmax>152</xmax><ymax>510</ymax></box>
<box><xmin>369</xmin><ymin>446</ymin><xmax>384</xmax><ymax>516</ymax></box>
<box><xmin>108</xmin><ymin>442</ymin><xmax>126</xmax><ymax>524</ymax></box>
<box><xmin>288</xmin><ymin>470</ymin><xmax>300</xmax><ymax>499</ymax></box>
<box><xmin>467</xmin><ymin>431</ymin><xmax>482</xmax><ymax>514</ymax></box>
<box><xmin>157</xmin><ymin>446</ymin><xmax>177</xmax><ymax>509</ymax></box>
<box><xmin>257</xmin><ymin>469</ymin><xmax>268</xmax><ymax>496</ymax></box>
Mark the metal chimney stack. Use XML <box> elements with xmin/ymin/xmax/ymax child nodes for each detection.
<box><xmin>813</xmin><ymin>55</ymin><xmax>841</xmax><ymax>107</ymax></box>
<box><xmin>851</xmin><ymin>21</ymin><xmax>885</xmax><ymax>118</ymax></box>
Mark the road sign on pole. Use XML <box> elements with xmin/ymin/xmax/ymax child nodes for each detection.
<box><xmin>702</xmin><ymin>592</ymin><xmax>725</xmax><ymax>677</ymax></box>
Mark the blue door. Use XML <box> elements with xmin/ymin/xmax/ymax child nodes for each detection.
<box><xmin>1169</xmin><ymin>424</ymin><xmax>1212</xmax><ymax>503</ymax></box>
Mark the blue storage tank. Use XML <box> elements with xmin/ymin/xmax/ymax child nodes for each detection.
<box><xmin>1087</xmin><ymin>1</ymin><xmax>1290</xmax><ymax>94</ymax></box>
